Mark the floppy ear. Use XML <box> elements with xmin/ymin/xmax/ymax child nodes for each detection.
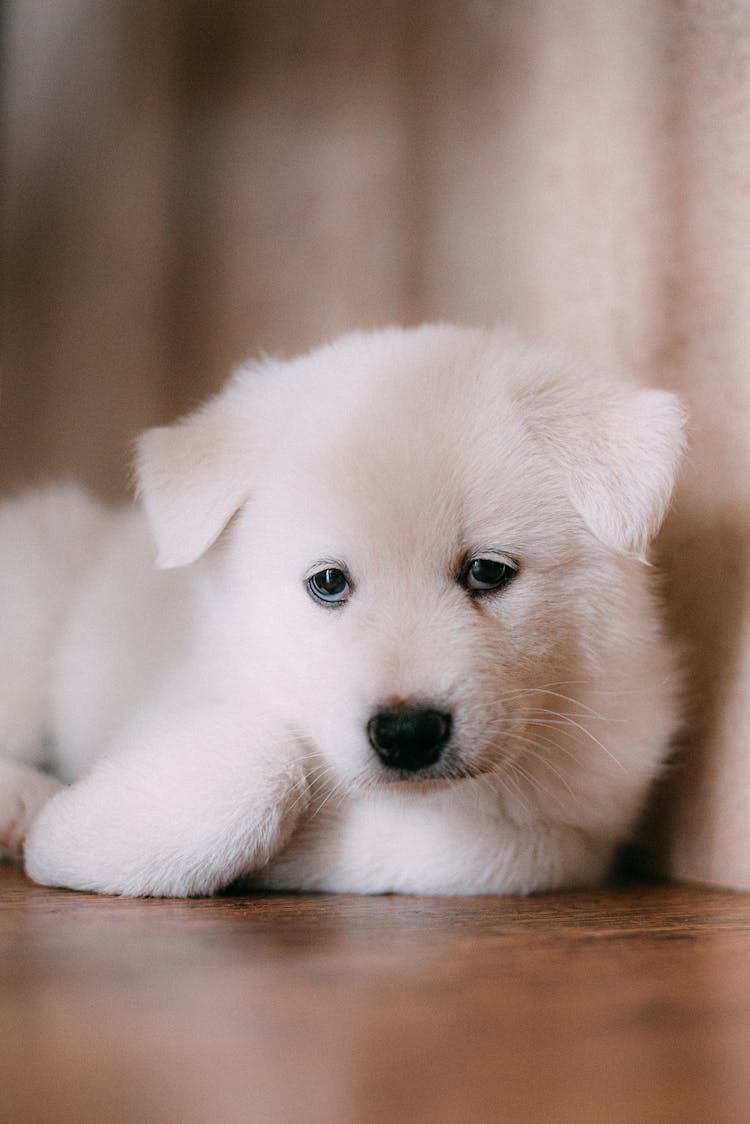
<box><xmin>135</xmin><ymin>379</ymin><xmax>257</xmax><ymax>569</ymax></box>
<box><xmin>516</xmin><ymin>357</ymin><xmax>687</xmax><ymax>556</ymax></box>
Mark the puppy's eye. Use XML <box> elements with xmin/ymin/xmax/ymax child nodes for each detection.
<box><xmin>463</xmin><ymin>556</ymin><xmax>518</xmax><ymax>594</ymax></box>
<box><xmin>308</xmin><ymin>567</ymin><xmax>351</xmax><ymax>605</ymax></box>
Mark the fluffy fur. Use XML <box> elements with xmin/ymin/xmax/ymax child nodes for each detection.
<box><xmin>0</xmin><ymin>325</ymin><xmax>685</xmax><ymax>896</ymax></box>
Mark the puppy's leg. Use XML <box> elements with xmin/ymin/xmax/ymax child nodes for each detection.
<box><xmin>0</xmin><ymin>759</ymin><xmax>62</xmax><ymax>858</ymax></box>
<box><xmin>24</xmin><ymin>699</ymin><xmax>310</xmax><ymax>897</ymax></box>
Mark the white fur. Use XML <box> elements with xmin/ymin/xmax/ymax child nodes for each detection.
<box><xmin>0</xmin><ymin>325</ymin><xmax>685</xmax><ymax>896</ymax></box>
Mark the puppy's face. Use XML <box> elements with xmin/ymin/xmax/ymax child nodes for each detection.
<box><xmin>137</xmin><ymin>326</ymin><xmax>685</xmax><ymax>792</ymax></box>
<box><xmin>233</xmin><ymin>382</ymin><xmax>590</xmax><ymax>788</ymax></box>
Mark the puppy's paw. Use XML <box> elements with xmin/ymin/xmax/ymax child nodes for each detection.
<box><xmin>0</xmin><ymin>758</ymin><xmax>62</xmax><ymax>858</ymax></box>
<box><xmin>25</xmin><ymin>722</ymin><xmax>310</xmax><ymax>896</ymax></box>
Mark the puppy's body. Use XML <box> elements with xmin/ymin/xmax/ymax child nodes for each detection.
<box><xmin>0</xmin><ymin>326</ymin><xmax>685</xmax><ymax>896</ymax></box>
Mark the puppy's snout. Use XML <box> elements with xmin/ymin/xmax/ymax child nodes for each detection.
<box><xmin>367</xmin><ymin>705</ymin><xmax>452</xmax><ymax>772</ymax></box>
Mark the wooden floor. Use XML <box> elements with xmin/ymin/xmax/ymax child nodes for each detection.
<box><xmin>2</xmin><ymin>865</ymin><xmax>750</xmax><ymax>1123</ymax></box>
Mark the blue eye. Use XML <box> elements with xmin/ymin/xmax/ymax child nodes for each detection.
<box><xmin>463</xmin><ymin>556</ymin><xmax>518</xmax><ymax>594</ymax></box>
<box><xmin>308</xmin><ymin>567</ymin><xmax>351</xmax><ymax>605</ymax></box>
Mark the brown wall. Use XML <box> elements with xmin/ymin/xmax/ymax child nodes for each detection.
<box><xmin>4</xmin><ymin>0</ymin><xmax>750</xmax><ymax>888</ymax></box>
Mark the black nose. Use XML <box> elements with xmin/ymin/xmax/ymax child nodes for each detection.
<box><xmin>367</xmin><ymin>706</ymin><xmax>452</xmax><ymax>772</ymax></box>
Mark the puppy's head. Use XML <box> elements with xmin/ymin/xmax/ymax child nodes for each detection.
<box><xmin>136</xmin><ymin>326</ymin><xmax>685</xmax><ymax>791</ymax></box>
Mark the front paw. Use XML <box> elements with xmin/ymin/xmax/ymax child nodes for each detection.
<box><xmin>24</xmin><ymin>743</ymin><xmax>310</xmax><ymax>897</ymax></box>
<box><xmin>0</xmin><ymin>759</ymin><xmax>61</xmax><ymax>858</ymax></box>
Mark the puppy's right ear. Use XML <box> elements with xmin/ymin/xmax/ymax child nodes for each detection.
<box><xmin>136</xmin><ymin>380</ymin><xmax>257</xmax><ymax>569</ymax></box>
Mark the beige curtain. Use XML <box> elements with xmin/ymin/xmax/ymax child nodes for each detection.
<box><xmin>4</xmin><ymin>0</ymin><xmax>750</xmax><ymax>888</ymax></box>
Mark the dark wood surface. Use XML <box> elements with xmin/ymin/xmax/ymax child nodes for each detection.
<box><xmin>2</xmin><ymin>864</ymin><xmax>750</xmax><ymax>1123</ymax></box>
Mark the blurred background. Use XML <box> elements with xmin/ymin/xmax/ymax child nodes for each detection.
<box><xmin>3</xmin><ymin>0</ymin><xmax>690</xmax><ymax>498</ymax></box>
<box><xmin>3</xmin><ymin>0</ymin><xmax>750</xmax><ymax>887</ymax></box>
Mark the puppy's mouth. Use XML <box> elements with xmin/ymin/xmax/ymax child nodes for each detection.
<box><xmin>370</xmin><ymin>750</ymin><xmax>489</xmax><ymax>788</ymax></box>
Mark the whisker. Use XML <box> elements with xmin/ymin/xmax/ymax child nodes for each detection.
<box><xmin>500</xmin><ymin>727</ymin><xmax>583</xmax><ymax>768</ymax></box>
<box><xmin>287</xmin><ymin>763</ymin><xmax>331</xmax><ymax>815</ymax></box>
<box><xmin>470</xmin><ymin>708</ymin><xmax>622</xmax><ymax>773</ymax></box>
<box><xmin>512</xmin><ymin>706</ymin><xmax>623</xmax><ymax>724</ymax></box>
<box><xmin>309</xmin><ymin>773</ymin><xmax>351</xmax><ymax>820</ymax></box>
<box><xmin>498</xmin><ymin>691</ymin><xmax>610</xmax><ymax>721</ymax></box>
<box><xmin>498</xmin><ymin>676</ymin><xmax>675</xmax><ymax>699</ymax></box>
<box><xmin>511</xmin><ymin>747</ymin><xmax>576</xmax><ymax>799</ymax></box>
<box><xmin>486</xmin><ymin>765</ymin><xmax>532</xmax><ymax>817</ymax></box>
<box><xmin>504</xmin><ymin>759</ymin><xmax>558</xmax><ymax>809</ymax></box>
<box><xmin>531</xmin><ymin>714</ymin><xmax>624</xmax><ymax>771</ymax></box>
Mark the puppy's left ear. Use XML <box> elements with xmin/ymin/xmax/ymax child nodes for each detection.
<box><xmin>516</xmin><ymin>357</ymin><xmax>687</xmax><ymax>556</ymax></box>
<box><xmin>136</xmin><ymin>377</ymin><xmax>259</xmax><ymax>569</ymax></box>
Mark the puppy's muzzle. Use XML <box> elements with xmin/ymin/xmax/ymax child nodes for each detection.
<box><xmin>367</xmin><ymin>705</ymin><xmax>452</xmax><ymax>772</ymax></box>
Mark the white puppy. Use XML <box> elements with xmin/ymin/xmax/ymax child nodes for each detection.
<box><xmin>0</xmin><ymin>325</ymin><xmax>685</xmax><ymax>896</ymax></box>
